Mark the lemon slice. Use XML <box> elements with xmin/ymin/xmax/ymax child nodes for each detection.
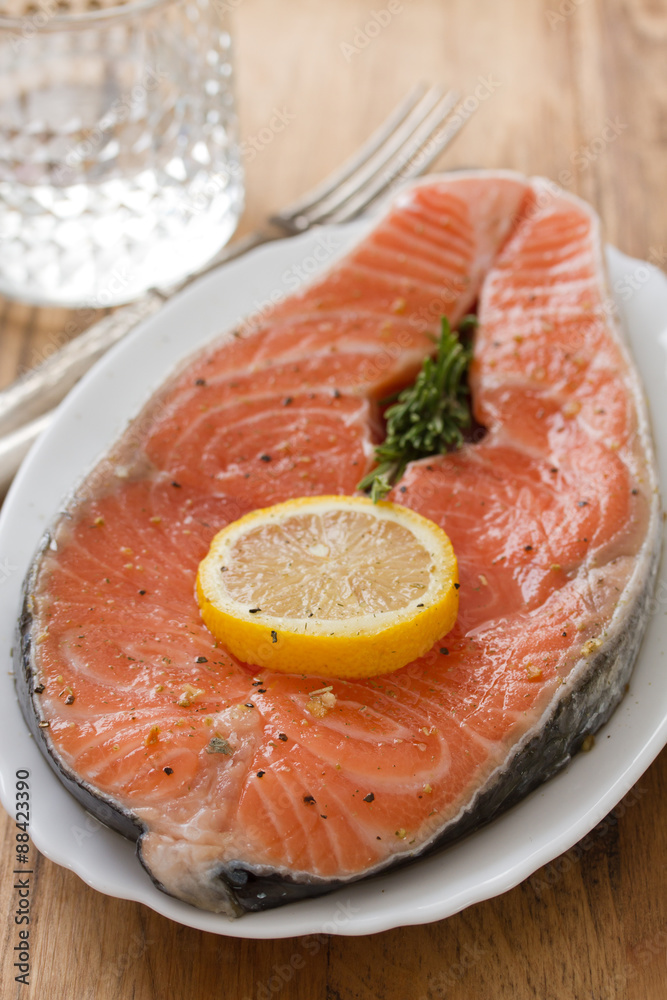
<box><xmin>196</xmin><ymin>495</ymin><xmax>458</xmax><ymax>678</ymax></box>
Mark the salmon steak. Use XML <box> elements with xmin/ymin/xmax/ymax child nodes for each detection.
<box><xmin>16</xmin><ymin>172</ymin><xmax>660</xmax><ymax>916</ymax></box>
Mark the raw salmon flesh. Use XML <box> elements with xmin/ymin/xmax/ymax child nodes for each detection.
<box><xmin>16</xmin><ymin>172</ymin><xmax>660</xmax><ymax>915</ymax></box>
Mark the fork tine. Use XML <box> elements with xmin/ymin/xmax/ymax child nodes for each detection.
<box><xmin>391</xmin><ymin>106</ymin><xmax>472</xmax><ymax>183</ymax></box>
<box><xmin>271</xmin><ymin>83</ymin><xmax>429</xmax><ymax>228</ymax></box>
<box><xmin>323</xmin><ymin>90</ymin><xmax>466</xmax><ymax>224</ymax></box>
<box><xmin>279</xmin><ymin>86</ymin><xmax>455</xmax><ymax>232</ymax></box>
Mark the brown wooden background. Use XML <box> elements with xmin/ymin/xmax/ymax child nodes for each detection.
<box><xmin>2</xmin><ymin>0</ymin><xmax>667</xmax><ymax>997</ymax></box>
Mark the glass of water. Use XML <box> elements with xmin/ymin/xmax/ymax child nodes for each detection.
<box><xmin>0</xmin><ymin>0</ymin><xmax>243</xmax><ymax>306</ymax></box>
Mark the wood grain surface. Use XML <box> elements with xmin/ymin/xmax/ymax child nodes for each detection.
<box><xmin>2</xmin><ymin>1</ymin><xmax>667</xmax><ymax>997</ymax></box>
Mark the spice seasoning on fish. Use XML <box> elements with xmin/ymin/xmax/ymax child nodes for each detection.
<box><xmin>206</xmin><ymin>737</ymin><xmax>235</xmax><ymax>755</ymax></box>
<box><xmin>144</xmin><ymin>725</ymin><xmax>160</xmax><ymax>746</ymax></box>
<box><xmin>18</xmin><ymin>174</ymin><xmax>659</xmax><ymax>919</ymax></box>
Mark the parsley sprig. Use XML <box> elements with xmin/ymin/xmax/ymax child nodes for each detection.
<box><xmin>357</xmin><ymin>316</ymin><xmax>476</xmax><ymax>502</ymax></box>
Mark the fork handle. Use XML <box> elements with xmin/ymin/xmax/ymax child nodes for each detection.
<box><xmin>0</xmin><ymin>411</ymin><xmax>55</xmax><ymax>496</ymax></box>
<box><xmin>0</xmin><ymin>228</ymin><xmax>279</xmax><ymax>442</ymax></box>
<box><xmin>0</xmin><ymin>294</ymin><xmax>166</xmax><ymax>437</ymax></box>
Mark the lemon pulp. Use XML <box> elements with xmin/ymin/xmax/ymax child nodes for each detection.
<box><xmin>196</xmin><ymin>495</ymin><xmax>458</xmax><ymax>678</ymax></box>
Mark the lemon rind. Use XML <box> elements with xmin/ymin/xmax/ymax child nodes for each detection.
<box><xmin>195</xmin><ymin>495</ymin><xmax>459</xmax><ymax>678</ymax></box>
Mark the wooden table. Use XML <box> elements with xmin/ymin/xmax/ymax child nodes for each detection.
<box><xmin>2</xmin><ymin>1</ymin><xmax>667</xmax><ymax>996</ymax></box>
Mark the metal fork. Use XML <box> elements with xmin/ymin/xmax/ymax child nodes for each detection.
<box><xmin>0</xmin><ymin>83</ymin><xmax>473</xmax><ymax>491</ymax></box>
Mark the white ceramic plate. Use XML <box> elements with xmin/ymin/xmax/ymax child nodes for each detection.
<box><xmin>0</xmin><ymin>226</ymin><xmax>665</xmax><ymax>939</ymax></box>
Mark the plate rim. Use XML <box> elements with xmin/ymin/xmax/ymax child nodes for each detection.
<box><xmin>0</xmin><ymin>229</ymin><xmax>665</xmax><ymax>939</ymax></box>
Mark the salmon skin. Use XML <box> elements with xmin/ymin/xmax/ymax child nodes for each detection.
<box><xmin>16</xmin><ymin>172</ymin><xmax>660</xmax><ymax>916</ymax></box>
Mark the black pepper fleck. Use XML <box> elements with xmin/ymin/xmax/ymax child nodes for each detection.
<box><xmin>138</xmin><ymin>589</ymin><xmax>147</xmax><ymax>595</ymax></box>
<box><xmin>171</xmin><ymin>481</ymin><xmax>182</xmax><ymax>488</ymax></box>
<box><xmin>163</xmin><ymin>766</ymin><xmax>174</xmax><ymax>775</ymax></box>
<box><xmin>454</xmin><ymin>583</ymin><xmax>460</xmax><ymax>590</ymax></box>
<box><xmin>257</xmin><ymin>770</ymin><xmax>265</xmax><ymax>778</ymax></box>
<box><xmin>248</xmin><ymin>608</ymin><xmax>261</xmax><ymax>614</ymax></box>
<box><xmin>303</xmin><ymin>794</ymin><xmax>316</xmax><ymax>804</ymax></box>
<box><xmin>524</xmin><ymin>545</ymin><xmax>533</xmax><ymax>552</ymax></box>
<box><xmin>278</xmin><ymin>733</ymin><xmax>288</xmax><ymax>741</ymax></box>
<box><xmin>196</xmin><ymin>656</ymin><xmax>208</xmax><ymax>663</ymax></box>
<box><xmin>439</xmin><ymin>648</ymin><xmax>449</xmax><ymax>655</ymax></box>
<box><xmin>363</xmin><ymin>792</ymin><xmax>375</xmax><ymax>803</ymax></box>
<box><xmin>259</xmin><ymin>454</ymin><xmax>272</xmax><ymax>462</ymax></box>
<box><xmin>271</xmin><ymin>630</ymin><xmax>278</xmax><ymax>643</ymax></box>
<box><xmin>195</xmin><ymin>378</ymin><xmax>206</xmax><ymax>386</ymax></box>
<box><xmin>34</xmin><ymin>683</ymin><xmax>45</xmax><ymax>694</ymax></box>
<box><xmin>283</xmin><ymin>397</ymin><xmax>293</xmax><ymax>406</ymax></box>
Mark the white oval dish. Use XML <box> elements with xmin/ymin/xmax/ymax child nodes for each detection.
<box><xmin>0</xmin><ymin>225</ymin><xmax>664</xmax><ymax>939</ymax></box>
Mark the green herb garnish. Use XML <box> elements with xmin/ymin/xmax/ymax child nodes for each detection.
<box><xmin>357</xmin><ymin>316</ymin><xmax>476</xmax><ymax>501</ymax></box>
